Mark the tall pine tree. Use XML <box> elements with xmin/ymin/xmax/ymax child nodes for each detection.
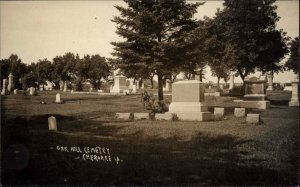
<box><xmin>111</xmin><ymin>0</ymin><xmax>202</xmax><ymax>100</ymax></box>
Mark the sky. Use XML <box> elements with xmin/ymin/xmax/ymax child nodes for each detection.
<box><xmin>0</xmin><ymin>0</ymin><xmax>299</xmax><ymax>83</ymax></box>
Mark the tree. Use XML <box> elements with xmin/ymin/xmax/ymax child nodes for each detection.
<box><xmin>285</xmin><ymin>37</ymin><xmax>299</xmax><ymax>75</ymax></box>
<box><xmin>52</xmin><ymin>52</ymin><xmax>78</xmax><ymax>89</ymax></box>
<box><xmin>200</xmin><ymin>16</ymin><xmax>231</xmax><ymax>87</ymax></box>
<box><xmin>111</xmin><ymin>0</ymin><xmax>202</xmax><ymax>101</ymax></box>
<box><xmin>20</xmin><ymin>71</ymin><xmax>38</xmax><ymax>90</ymax></box>
<box><xmin>214</xmin><ymin>0</ymin><xmax>289</xmax><ymax>81</ymax></box>
<box><xmin>78</xmin><ymin>54</ymin><xmax>111</xmax><ymax>90</ymax></box>
<box><xmin>0</xmin><ymin>54</ymin><xmax>28</xmax><ymax>89</ymax></box>
<box><xmin>32</xmin><ymin>59</ymin><xmax>53</xmax><ymax>88</ymax></box>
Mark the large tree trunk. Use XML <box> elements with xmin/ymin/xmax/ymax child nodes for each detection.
<box><xmin>157</xmin><ymin>73</ymin><xmax>164</xmax><ymax>101</ymax></box>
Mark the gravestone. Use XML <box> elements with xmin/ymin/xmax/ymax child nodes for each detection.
<box><xmin>48</xmin><ymin>116</ymin><xmax>57</xmax><ymax>131</ymax></box>
<box><xmin>134</xmin><ymin>113</ymin><xmax>150</xmax><ymax>120</ymax></box>
<box><xmin>289</xmin><ymin>80</ymin><xmax>299</xmax><ymax>107</ymax></box>
<box><xmin>267</xmin><ymin>74</ymin><xmax>273</xmax><ymax>91</ymax></box>
<box><xmin>55</xmin><ymin>93</ymin><xmax>61</xmax><ymax>103</ymax></box>
<box><xmin>166</xmin><ymin>80</ymin><xmax>212</xmax><ymax>121</ymax></box>
<box><xmin>111</xmin><ymin>75</ymin><xmax>127</xmax><ymax>93</ymax></box>
<box><xmin>129</xmin><ymin>79</ymin><xmax>134</xmax><ymax>90</ymax></box>
<box><xmin>29</xmin><ymin>87</ymin><xmax>35</xmax><ymax>95</ymax></box>
<box><xmin>136</xmin><ymin>81</ymin><xmax>140</xmax><ymax>89</ymax></box>
<box><xmin>246</xmin><ymin>114</ymin><xmax>260</xmax><ymax>124</ymax></box>
<box><xmin>59</xmin><ymin>81</ymin><xmax>64</xmax><ymax>91</ymax></box>
<box><xmin>7</xmin><ymin>73</ymin><xmax>14</xmax><ymax>92</ymax></box>
<box><xmin>1</xmin><ymin>79</ymin><xmax>8</xmax><ymax>95</ymax></box>
<box><xmin>229</xmin><ymin>73</ymin><xmax>235</xmax><ymax>90</ymax></box>
<box><xmin>141</xmin><ymin>82</ymin><xmax>145</xmax><ymax>89</ymax></box>
<box><xmin>165</xmin><ymin>79</ymin><xmax>170</xmax><ymax>92</ymax></box>
<box><xmin>132</xmin><ymin>85</ymin><xmax>137</xmax><ymax>94</ymax></box>
<box><xmin>284</xmin><ymin>82</ymin><xmax>292</xmax><ymax>91</ymax></box>
<box><xmin>239</xmin><ymin>76</ymin><xmax>270</xmax><ymax>110</ymax></box>
<box><xmin>13</xmin><ymin>89</ymin><xmax>18</xmax><ymax>94</ymax></box>
<box><xmin>45</xmin><ymin>81</ymin><xmax>53</xmax><ymax>91</ymax></box>
<box><xmin>214</xmin><ymin>107</ymin><xmax>224</xmax><ymax>116</ymax></box>
<box><xmin>63</xmin><ymin>81</ymin><xmax>67</xmax><ymax>92</ymax></box>
<box><xmin>234</xmin><ymin>108</ymin><xmax>245</xmax><ymax>117</ymax></box>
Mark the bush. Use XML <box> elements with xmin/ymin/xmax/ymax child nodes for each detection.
<box><xmin>141</xmin><ymin>92</ymin><xmax>169</xmax><ymax>113</ymax></box>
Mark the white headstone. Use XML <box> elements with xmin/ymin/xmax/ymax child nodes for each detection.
<box><xmin>132</xmin><ymin>85</ymin><xmax>137</xmax><ymax>93</ymax></box>
<box><xmin>136</xmin><ymin>81</ymin><xmax>140</xmax><ymax>89</ymax></box>
<box><xmin>7</xmin><ymin>73</ymin><xmax>14</xmax><ymax>92</ymax></box>
<box><xmin>13</xmin><ymin>89</ymin><xmax>18</xmax><ymax>94</ymax></box>
<box><xmin>229</xmin><ymin>73</ymin><xmax>235</xmax><ymax>90</ymax></box>
<box><xmin>214</xmin><ymin>107</ymin><xmax>224</xmax><ymax>116</ymax></box>
<box><xmin>59</xmin><ymin>81</ymin><xmax>64</xmax><ymax>91</ymax></box>
<box><xmin>55</xmin><ymin>93</ymin><xmax>61</xmax><ymax>103</ymax></box>
<box><xmin>48</xmin><ymin>116</ymin><xmax>57</xmax><ymax>131</ymax></box>
<box><xmin>165</xmin><ymin>79</ymin><xmax>170</xmax><ymax>92</ymax></box>
<box><xmin>29</xmin><ymin>87</ymin><xmax>35</xmax><ymax>95</ymax></box>
<box><xmin>141</xmin><ymin>82</ymin><xmax>145</xmax><ymax>89</ymax></box>
<box><xmin>289</xmin><ymin>81</ymin><xmax>299</xmax><ymax>107</ymax></box>
<box><xmin>234</xmin><ymin>108</ymin><xmax>245</xmax><ymax>117</ymax></box>
<box><xmin>267</xmin><ymin>75</ymin><xmax>273</xmax><ymax>91</ymax></box>
<box><xmin>63</xmin><ymin>81</ymin><xmax>67</xmax><ymax>92</ymax></box>
<box><xmin>129</xmin><ymin>79</ymin><xmax>134</xmax><ymax>90</ymax></box>
<box><xmin>111</xmin><ymin>75</ymin><xmax>127</xmax><ymax>93</ymax></box>
<box><xmin>1</xmin><ymin>79</ymin><xmax>7</xmax><ymax>95</ymax></box>
<box><xmin>246</xmin><ymin>114</ymin><xmax>260</xmax><ymax>124</ymax></box>
<box><xmin>166</xmin><ymin>80</ymin><xmax>212</xmax><ymax>121</ymax></box>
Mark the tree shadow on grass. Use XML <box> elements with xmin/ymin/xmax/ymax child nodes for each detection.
<box><xmin>1</xmin><ymin>116</ymin><xmax>298</xmax><ymax>186</ymax></box>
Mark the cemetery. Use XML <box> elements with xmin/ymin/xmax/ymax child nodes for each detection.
<box><xmin>1</xmin><ymin>0</ymin><xmax>299</xmax><ymax>186</ymax></box>
<box><xmin>1</xmin><ymin>73</ymin><xmax>299</xmax><ymax>185</ymax></box>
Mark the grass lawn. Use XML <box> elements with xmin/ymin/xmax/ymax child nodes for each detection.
<box><xmin>1</xmin><ymin>90</ymin><xmax>298</xmax><ymax>185</ymax></box>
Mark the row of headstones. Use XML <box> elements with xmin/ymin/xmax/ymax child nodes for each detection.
<box><xmin>116</xmin><ymin>108</ymin><xmax>261</xmax><ymax>124</ymax></box>
<box><xmin>1</xmin><ymin>73</ymin><xmax>14</xmax><ymax>95</ymax></box>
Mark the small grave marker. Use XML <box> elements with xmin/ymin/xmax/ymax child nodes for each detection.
<box><xmin>48</xmin><ymin>116</ymin><xmax>57</xmax><ymax>131</ymax></box>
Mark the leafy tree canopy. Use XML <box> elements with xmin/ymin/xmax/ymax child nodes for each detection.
<box><xmin>285</xmin><ymin>37</ymin><xmax>299</xmax><ymax>75</ymax></box>
<box><xmin>214</xmin><ymin>0</ymin><xmax>289</xmax><ymax>80</ymax></box>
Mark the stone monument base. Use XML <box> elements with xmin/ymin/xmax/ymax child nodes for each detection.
<box><xmin>240</xmin><ymin>100</ymin><xmax>270</xmax><ymax>110</ymax></box>
<box><xmin>167</xmin><ymin>102</ymin><xmax>212</xmax><ymax>121</ymax></box>
<box><xmin>110</xmin><ymin>86</ymin><xmax>128</xmax><ymax>93</ymax></box>
<box><xmin>289</xmin><ymin>100</ymin><xmax>299</xmax><ymax>107</ymax></box>
<box><xmin>173</xmin><ymin>112</ymin><xmax>212</xmax><ymax>121</ymax></box>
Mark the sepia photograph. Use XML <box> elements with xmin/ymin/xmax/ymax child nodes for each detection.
<box><xmin>0</xmin><ymin>0</ymin><xmax>299</xmax><ymax>186</ymax></box>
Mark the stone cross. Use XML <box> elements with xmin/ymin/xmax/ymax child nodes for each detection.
<box><xmin>7</xmin><ymin>73</ymin><xmax>14</xmax><ymax>92</ymax></box>
<box><xmin>289</xmin><ymin>80</ymin><xmax>299</xmax><ymax>107</ymax></box>
<box><xmin>48</xmin><ymin>116</ymin><xmax>57</xmax><ymax>131</ymax></box>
